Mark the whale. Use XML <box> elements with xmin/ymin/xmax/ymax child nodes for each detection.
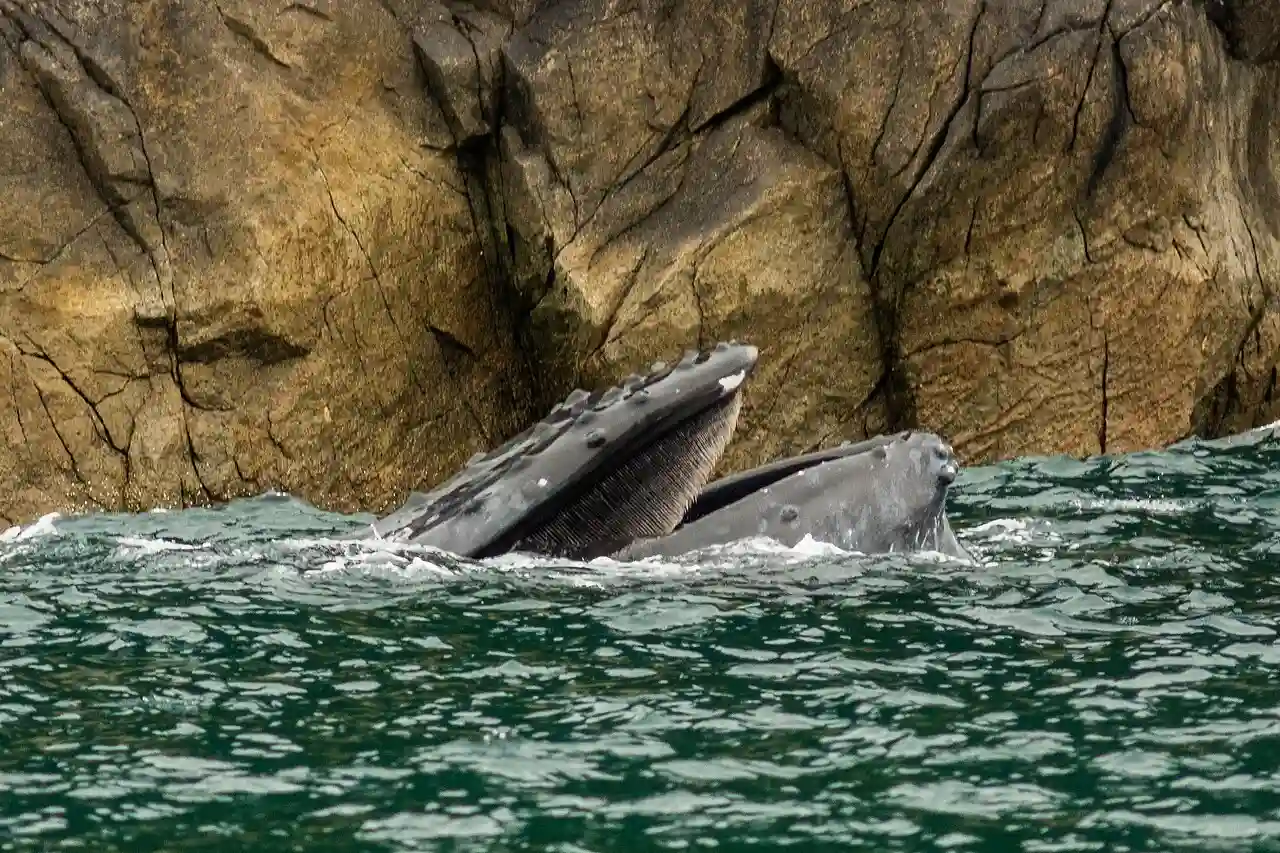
<box><xmin>369</xmin><ymin>341</ymin><xmax>971</xmax><ymax>562</ymax></box>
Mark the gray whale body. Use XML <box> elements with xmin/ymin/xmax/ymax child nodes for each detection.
<box><xmin>369</xmin><ymin>342</ymin><xmax>970</xmax><ymax>562</ymax></box>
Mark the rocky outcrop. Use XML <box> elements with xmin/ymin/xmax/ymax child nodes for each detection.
<box><xmin>1</xmin><ymin>0</ymin><xmax>1278</xmax><ymax>525</ymax></box>
<box><xmin>0</xmin><ymin>0</ymin><xmax>534</xmax><ymax>525</ymax></box>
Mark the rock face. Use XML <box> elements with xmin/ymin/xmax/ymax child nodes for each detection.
<box><xmin>0</xmin><ymin>0</ymin><xmax>534</xmax><ymax>525</ymax></box>
<box><xmin>0</xmin><ymin>0</ymin><xmax>1278</xmax><ymax>525</ymax></box>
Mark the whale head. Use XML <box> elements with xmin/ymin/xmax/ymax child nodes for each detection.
<box><xmin>617</xmin><ymin>430</ymin><xmax>972</xmax><ymax>562</ymax></box>
<box><xmin>370</xmin><ymin>341</ymin><xmax>760</xmax><ymax>559</ymax></box>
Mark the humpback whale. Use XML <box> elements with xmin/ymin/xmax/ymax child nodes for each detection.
<box><xmin>370</xmin><ymin>341</ymin><xmax>970</xmax><ymax>562</ymax></box>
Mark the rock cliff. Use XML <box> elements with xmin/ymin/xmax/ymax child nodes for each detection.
<box><xmin>0</xmin><ymin>0</ymin><xmax>1276</xmax><ymax>524</ymax></box>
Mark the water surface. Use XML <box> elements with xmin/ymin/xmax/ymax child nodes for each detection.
<box><xmin>4</xmin><ymin>428</ymin><xmax>1280</xmax><ymax>851</ymax></box>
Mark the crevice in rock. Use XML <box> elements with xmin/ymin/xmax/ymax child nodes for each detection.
<box><xmin>9</xmin><ymin>359</ymin><xmax>29</xmax><ymax>448</ymax></box>
<box><xmin>1074</xmin><ymin>207</ymin><xmax>1095</xmax><ymax>262</ymax></box>
<box><xmin>1191</xmin><ymin>361</ymin><xmax>1237</xmax><ymax>438</ymax></box>
<box><xmin>120</xmin><ymin>425</ymin><xmax>134</xmax><ymax>504</ymax></box>
<box><xmin>442</xmin><ymin>30</ymin><xmax>545</xmax><ymax>434</ymax></box>
<box><xmin>396</xmin><ymin>12</ymin><xmax>543</xmax><ymax>445</ymax></box>
<box><xmin>1183</xmin><ymin>213</ymin><xmax>1210</xmax><ymax>259</ymax></box>
<box><xmin>265</xmin><ymin>411</ymin><xmax>293</xmax><ymax>461</ymax></box>
<box><xmin>170</xmin><ymin>342</ymin><xmax>214</xmax><ymax>503</ymax></box>
<box><xmin>284</xmin><ymin>2</ymin><xmax>332</xmax><ymax>22</ymax></box>
<box><xmin>9</xmin><ymin>207</ymin><xmax>129</xmax><ymax>293</ymax></box>
<box><xmin>562</xmin><ymin>102</ymin><xmax>693</xmax><ymax>256</ymax></box>
<box><xmin>429</xmin><ymin>324</ymin><xmax>492</xmax><ymax>446</ymax></box>
<box><xmin>456</xmin><ymin>132</ymin><xmax>546</xmax><ymax>427</ymax></box>
<box><xmin>16</xmin><ymin>41</ymin><xmax>149</xmax><ymax>265</ymax></box>
<box><xmin>397</xmin><ymin>152</ymin><xmax>466</xmax><ymax>197</ymax></box>
<box><xmin>1068</xmin><ymin>28</ymin><xmax>1107</xmax><ymax>152</ymax></box>
<box><xmin>1112</xmin><ymin>0</ymin><xmax>1174</xmax><ymax>37</ymax></box>
<box><xmin>864</xmin><ymin>3</ymin><xmax>985</xmax><ymax>433</ymax></box>
<box><xmin>460</xmin><ymin>13</ymin><xmax>495</xmax><ymax>133</ymax></box>
<box><xmin>231</xmin><ymin>453</ymin><xmax>254</xmax><ymax>491</ymax></box>
<box><xmin>786</xmin><ymin>6</ymin><xmax>869</xmax><ymax>70</ymax></box>
<box><xmin>752</xmin><ymin>330</ymin><xmax>808</xmax><ymax>441</ymax></box>
<box><xmin>313</xmin><ymin>142</ymin><xmax>497</xmax><ymax>446</ymax></box>
<box><xmin>559</xmin><ymin>50</ymin><xmax>732</xmax><ymax>258</ymax></box>
<box><xmin>314</xmin><ymin>154</ymin><xmax>403</xmax><ymax>342</ymax></box>
<box><xmin>964</xmin><ymin>199</ymin><xmax>978</xmax><ymax>256</ymax></box>
<box><xmin>1087</xmin><ymin>7</ymin><xmax>1131</xmax><ymax>199</ymax></box>
<box><xmin>456</xmin><ymin>138</ymin><xmax>516</xmax><ymax>342</ymax></box>
<box><xmin>870</xmin><ymin>0</ymin><xmax>984</xmax><ymax>279</ymax></box>
<box><xmin>427</xmin><ymin>323</ymin><xmax>476</xmax><ymax>360</ymax></box>
<box><xmin>33</xmin><ymin>383</ymin><xmax>86</xmax><ymax>484</ymax></box>
<box><xmin>6</xmin><ymin>2</ymin><xmax>171</xmax><ymax>304</ymax></box>
<box><xmin>564</xmin><ymin>52</ymin><xmax>586</xmax><ymax>135</ymax></box>
<box><xmin>872</xmin><ymin>60</ymin><xmax>907</xmax><ymax>167</ymax></box>
<box><xmin>834</xmin><ymin>138</ymin><xmax>867</xmax><ymax>276</ymax></box>
<box><xmin>905</xmin><ymin>332</ymin><xmax>1022</xmax><ymax>359</ymax></box>
<box><xmin>1098</xmin><ymin>331</ymin><xmax>1109</xmax><ymax>453</ymax></box>
<box><xmin>585</xmin><ymin>244</ymin><xmax>650</xmax><ymax>367</ymax></box>
<box><xmin>689</xmin><ymin>54</ymin><xmax>782</xmax><ymax>136</ymax></box>
<box><xmin>17</xmin><ymin>346</ymin><xmax>127</xmax><ymax>457</ymax></box>
<box><xmin>1031</xmin><ymin>0</ymin><xmax>1049</xmax><ymax>40</ymax></box>
<box><xmin>1194</xmin><ymin>211</ymin><xmax>1275</xmax><ymax>437</ymax></box>
<box><xmin>216</xmin><ymin>3</ymin><xmax>293</xmax><ymax>69</ymax></box>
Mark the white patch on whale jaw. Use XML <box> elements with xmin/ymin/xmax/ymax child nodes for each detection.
<box><xmin>718</xmin><ymin>370</ymin><xmax>746</xmax><ymax>393</ymax></box>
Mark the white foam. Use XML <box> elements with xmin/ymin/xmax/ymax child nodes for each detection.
<box><xmin>113</xmin><ymin>537</ymin><xmax>207</xmax><ymax>554</ymax></box>
<box><xmin>968</xmin><ymin>518</ymin><xmax>1029</xmax><ymax>534</ymax></box>
<box><xmin>1</xmin><ymin>512</ymin><xmax>61</xmax><ymax>542</ymax></box>
<box><xmin>791</xmin><ymin>534</ymin><xmax>848</xmax><ymax>557</ymax></box>
<box><xmin>718</xmin><ymin>370</ymin><xmax>746</xmax><ymax>393</ymax></box>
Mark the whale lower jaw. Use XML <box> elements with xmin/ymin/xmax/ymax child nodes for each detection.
<box><xmin>613</xmin><ymin>431</ymin><xmax>971</xmax><ymax>562</ymax></box>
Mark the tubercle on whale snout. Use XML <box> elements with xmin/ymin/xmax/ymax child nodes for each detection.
<box><xmin>488</xmin><ymin>341</ymin><xmax>759</xmax><ymax>457</ymax></box>
<box><xmin>871</xmin><ymin>430</ymin><xmax>961</xmax><ymax>487</ymax></box>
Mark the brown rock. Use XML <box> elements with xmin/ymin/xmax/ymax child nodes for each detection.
<box><xmin>492</xmin><ymin>0</ymin><xmax>1280</xmax><ymax>468</ymax></box>
<box><xmin>0</xmin><ymin>0</ymin><xmax>533</xmax><ymax>525</ymax></box>
<box><xmin>496</xmin><ymin>0</ymin><xmax>886</xmax><ymax>472</ymax></box>
<box><xmin>1207</xmin><ymin>0</ymin><xmax>1280</xmax><ymax>63</ymax></box>
<box><xmin>2</xmin><ymin>0</ymin><xmax>1279</xmax><ymax>526</ymax></box>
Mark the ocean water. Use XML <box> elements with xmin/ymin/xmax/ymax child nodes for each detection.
<box><xmin>4</xmin><ymin>427</ymin><xmax>1280</xmax><ymax>852</ymax></box>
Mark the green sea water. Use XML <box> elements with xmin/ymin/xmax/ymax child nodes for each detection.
<box><xmin>4</xmin><ymin>427</ymin><xmax>1280</xmax><ymax>852</ymax></box>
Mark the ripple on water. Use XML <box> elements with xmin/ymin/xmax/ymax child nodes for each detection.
<box><xmin>3</xmin><ymin>432</ymin><xmax>1280</xmax><ymax>849</ymax></box>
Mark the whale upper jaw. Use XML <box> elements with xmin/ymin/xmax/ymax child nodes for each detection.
<box><xmin>368</xmin><ymin>341</ymin><xmax>760</xmax><ymax>559</ymax></box>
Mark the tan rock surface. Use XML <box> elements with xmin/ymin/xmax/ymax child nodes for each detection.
<box><xmin>493</xmin><ymin>0</ymin><xmax>1280</xmax><ymax>467</ymax></box>
<box><xmin>0</xmin><ymin>0</ymin><xmax>533</xmax><ymax>525</ymax></box>
<box><xmin>2</xmin><ymin>0</ymin><xmax>1279</xmax><ymax>525</ymax></box>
